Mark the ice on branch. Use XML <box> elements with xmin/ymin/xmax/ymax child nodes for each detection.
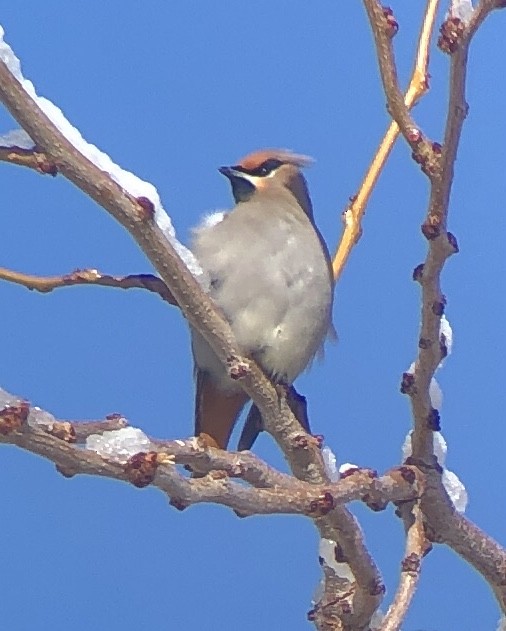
<box><xmin>322</xmin><ymin>445</ymin><xmax>360</xmax><ymax>482</ymax></box>
<box><xmin>27</xmin><ymin>406</ymin><xmax>57</xmax><ymax>429</ymax></box>
<box><xmin>442</xmin><ymin>469</ymin><xmax>468</xmax><ymax>513</ymax></box>
<box><xmin>496</xmin><ymin>615</ymin><xmax>506</xmax><ymax>631</ymax></box>
<box><xmin>407</xmin><ymin>362</ymin><xmax>443</xmax><ymax>409</ymax></box>
<box><xmin>319</xmin><ymin>538</ymin><xmax>354</xmax><ymax>581</ymax></box>
<box><xmin>370</xmin><ymin>611</ymin><xmax>385</xmax><ymax>630</ymax></box>
<box><xmin>0</xmin><ymin>26</ymin><xmax>204</xmax><ymax>281</ymax></box>
<box><xmin>429</xmin><ymin>377</ymin><xmax>443</xmax><ymax>410</ymax></box>
<box><xmin>0</xmin><ymin>388</ymin><xmax>57</xmax><ymax>428</ymax></box>
<box><xmin>439</xmin><ymin>315</ymin><xmax>453</xmax><ymax>364</ymax></box>
<box><xmin>322</xmin><ymin>446</ymin><xmax>340</xmax><ymax>482</ymax></box>
<box><xmin>339</xmin><ymin>462</ymin><xmax>359</xmax><ymax>475</ymax></box>
<box><xmin>448</xmin><ymin>0</ymin><xmax>474</xmax><ymax>24</ymax></box>
<box><xmin>0</xmin><ymin>387</ymin><xmax>19</xmax><ymax>407</ymax></box>
<box><xmin>403</xmin><ymin>432</ymin><xmax>468</xmax><ymax>512</ymax></box>
<box><xmin>86</xmin><ymin>427</ymin><xmax>153</xmax><ymax>463</ymax></box>
<box><xmin>0</xmin><ymin>128</ymin><xmax>34</xmax><ymax>149</ymax></box>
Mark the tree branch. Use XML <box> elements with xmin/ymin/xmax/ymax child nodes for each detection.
<box><xmin>0</xmin><ymin>58</ymin><xmax>382</xmax><ymax>628</ymax></box>
<box><xmin>0</xmin><ymin>144</ymin><xmax>57</xmax><ymax>174</ymax></box>
<box><xmin>0</xmin><ymin>266</ymin><xmax>177</xmax><ymax>305</ymax></box>
<box><xmin>332</xmin><ymin>0</ymin><xmax>440</xmax><ymax>281</ymax></box>
<box><xmin>0</xmin><ymin>393</ymin><xmax>419</xmax><ymax>518</ymax></box>
<box><xmin>361</xmin><ymin>0</ymin><xmax>506</xmax><ymax>615</ymax></box>
<box><xmin>380</xmin><ymin>502</ymin><xmax>427</xmax><ymax>631</ymax></box>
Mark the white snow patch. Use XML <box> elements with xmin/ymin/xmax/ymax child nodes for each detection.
<box><xmin>319</xmin><ymin>538</ymin><xmax>354</xmax><ymax>581</ymax></box>
<box><xmin>86</xmin><ymin>427</ymin><xmax>153</xmax><ymax>463</ymax></box>
<box><xmin>322</xmin><ymin>446</ymin><xmax>339</xmax><ymax>482</ymax></box>
<box><xmin>439</xmin><ymin>314</ymin><xmax>453</xmax><ymax>363</ymax></box>
<box><xmin>448</xmin><ymin>0</ymin><xmax>474</xmax><ymax>23</ymax></box>
<box><xmin>442</xmin><ymin>468</ymin><xmax>468</xmax><ymax>513</ymax></box>
<box><xmin>0</xmin><ymin>128</ymin><xmax>34</xmax><ymax>149</ymax></box>
<box><xmin>0</xmin><ymin>387</ymin><xmax>19</xmax><ymax>408</ymax></box>
<box><xmin>402</xmin><ymin>431</ymin><xmax>468</xmax><ymax>512</ymax></box>
<box><xmin>0</xmin><ymin>25</ymin><xmax>204</xmax><ymax>281</ymax></box>
<box><xmin>339</xmin><ymin>462</ymin><xmax>359</xmax><ymax>476</ymax></box>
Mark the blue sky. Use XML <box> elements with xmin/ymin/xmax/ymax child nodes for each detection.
<box><xmin>1</xmin><ymin>3</ymin><xmax>505</xmax><ymax>630</ymax></box>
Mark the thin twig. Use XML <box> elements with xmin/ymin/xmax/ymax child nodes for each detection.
<box><xmin>0</xmin><ymin>266</ymin><xmax>177</xmax><ymax>305</ymax></box>
<box><xmin>380</xmin><ymin>502</ymin><xmax>427</xmax><ymax>631</ymax></box>
<box><xmin>0</xmin><ymin>145</ymin><xmax>57</xmax><ymax>174</ymax></box>
<box><xmin>0</xmin><ymin>396</ymin><xmax>419</xmax><ymax>516</ymax></box>
<box><xmin>332</xmin><ymin>0</ymin><xmax>440</xmax><ymax>281</ymax></box>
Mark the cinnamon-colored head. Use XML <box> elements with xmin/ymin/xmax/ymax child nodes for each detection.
<box><xmin>219</xmin><ymin>148</ymin><xmax>314</xmax><ymax>217</ymax></box>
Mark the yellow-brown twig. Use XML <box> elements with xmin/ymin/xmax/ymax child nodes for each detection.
<box><xmin>332</xmin><ymin>0</ymin><xmax>440</xmax><ymax>281</ymax></box>
<box><xmin>0</xmin><ymin>145</ymin><xmax>57</xmax><ymax>175</ymax></box>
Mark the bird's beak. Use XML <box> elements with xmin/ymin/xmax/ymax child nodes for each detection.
<box><xmin>219</xmin><ymin>166</ymin><xmax>256</xmax><ymax>203</ymax></box>
<box><xmin>218</xmin><ymin>165</ymin><xmax>240</xmax><ymax>179</ymax></box>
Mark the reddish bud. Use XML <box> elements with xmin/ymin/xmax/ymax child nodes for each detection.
<box><xmin>400</xmin><ymin>372</ymin><xmax>415</xmax><ymax>395</ymax></box>
<box><xmin>438</xmin><ymin>17</ymin><xmax>465</xmax><ymax>54</ymax></box>
<box><xmin>412</xmin><ymin>263</ymin><xmax>424</xmax><ymax>282</ymax></box>
<box><xmin>38</xmin><ymin>159</ymin><xmax>58</xmax><ymax>176</ymax></box>
<box><xmin>309</xmin><ymin>491</ymin><xmax>335</xmax><ymax>516</ymax></box>
<box><xmin>382</xmin><ymin>6</ymin><xmax>399</xmax><ymax>37</ymax></box>
<box><xmin>427</xmin><ymin>408</ymin><xmax>441</xmax><ymax>431</ymax></box>
<box><xmin>407</xmin><ymin>128</ymin><xmax>422</xmax><ymax>143</ymax></box>
<box><xmin>227</xmin><ymin>357</ymin><xmax>250</xmax><ymax>380</ymax></box>
<box><xmin>56</xmin><ymin>464</ymin><xmax>77</xmax><ymax>478</ymax></box>
<box><xmin>169</xmin><ymin>497</ymin><xmax>189</xmax><ymax>511</ymax></box>
<box><xmin>447</xmin><ymin>231</ymin><xmax>459</xmax><ymax>253</ymax></box>
<box><xmin>421</xmin><ymin>220</ymin><xmax>441</xmax><ymax>240</ymax></box>
<box><xmin>0</xmin><ymin>401</ymin><xmax>29</xmax><ymax>435</ymax></box>
<box><xmin>419</xmin><ymin>337</ymin><xmax>432</xmax><ymax>350</ymax></box>
<box><xmin>440</xmin><ymin>334</ymin><xmax>448</xmax><ymax>360</ymax></box>
<box><xmin>402</xmin><ymin>552</ymin><xmax>421</xmax><ymax>573</ymax></box>
<box><xmin>432</xmin><ymin>301</ymin><xmax>445</xmax><ymax>316</ymax></box>
<box><xmin>124</xmin><ymin>451</ymin><xmax>158</xmax><ymax>488</ymax></box>
<box><xmin>312</xmin><ymin>434</ymin><xmax>325</xmax><ymax>448</ymax></box>
<box><xmin>398</xmin><ymin>465</ymin><xmax>416</xmax><ymax>484</ymax></box>
<box><xmin>136</xmin><ymin>196</ymin><xmax>155</xmax><ymax>220</ymax></box>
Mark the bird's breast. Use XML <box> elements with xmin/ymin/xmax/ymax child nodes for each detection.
<box><xmin>191</xmin><ymin>202</ymin><xmax>333</xmax><ymax>385</ymax></box>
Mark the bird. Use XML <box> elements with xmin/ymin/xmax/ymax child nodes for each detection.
<box><xmin>190</xmin><ymin>149</ymin><xmax>334</xmax><ymax>452</ymax></box>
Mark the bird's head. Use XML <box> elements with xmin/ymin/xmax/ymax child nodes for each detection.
<box><xmin>219</xmin><ymin>149</ymin><xmax>314</xmax><ymax>218</ymax></box>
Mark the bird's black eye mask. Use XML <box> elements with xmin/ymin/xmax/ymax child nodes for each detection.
<box><xmin>233</xmin><ymin>158</ymin><xmax>284</xmax><ymax>177</ymax></box>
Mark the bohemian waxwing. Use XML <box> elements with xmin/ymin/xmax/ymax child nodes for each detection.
<box><xmin>190</xmin><ymin>149</ymin><xmax>334</xmax><ymax>451</ymax></box>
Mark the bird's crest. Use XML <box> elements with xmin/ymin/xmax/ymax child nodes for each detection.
<box><xmin>237</xmin><ymin>149</ymin><xmax>313</xmax><ymax>171</ymax></box>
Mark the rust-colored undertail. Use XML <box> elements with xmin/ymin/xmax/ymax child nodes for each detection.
<box><xmin>195</xmin><ymin>369</ymin><xmax>249</xmax><ymax>450</ymax></box>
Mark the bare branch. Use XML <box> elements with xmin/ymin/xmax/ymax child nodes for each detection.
<box><xmin>0</xmin><ymin>56</ymin><xmax>383</xmax><ymax>627</ymax></box>
<box><xmin>358</xmin><ymin>0</ymin><xmax>506</xmax><ymax>618</ymax></box>
<box><xmin>380</xmin><ymin>502</ymin><xmax>428</xmax><ymax>631</ymax></box>
<box><xmin>333</xmin><ymin>0</ymin><xmax>440</xmax><ymax>281</ymax></box>
<box><xmin>0</xmin><ymin>266</ymin><xmax>177</xmax><ymax>305</ymax></box>
<box><xmin>361</xmin><ymin>0</ymin><xmax>439</xmax><ymax>167</ymax></box>
<box><xmin>0</xmin><ymin>396</ymin><xmax>419</xmax><ymax>518</ymax></box>
<box><xmin>409</xmin><ymin>0</ymin><xmax>500</xmax><ymax>461</ymax></box>
<box><xmin>421</xmin><ymin>470</ymin><xmax>506</xmax><ymax>614</ymax></box>
<box><xmin>0</xmin><ymin>144</ymin><xmax>57</xmax><ymax>174</ymax></box>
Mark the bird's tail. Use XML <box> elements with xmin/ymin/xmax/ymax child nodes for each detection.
<box><xmin>194</xmin><ymin>369</ymin><xmax>249</xmax><ymax>450</ymax></box>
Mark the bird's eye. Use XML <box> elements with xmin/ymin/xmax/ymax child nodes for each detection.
<box><xmin>255</xmin><ymin>158</ymin><xmax>283</xmax><ymax>176</ymax></box>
